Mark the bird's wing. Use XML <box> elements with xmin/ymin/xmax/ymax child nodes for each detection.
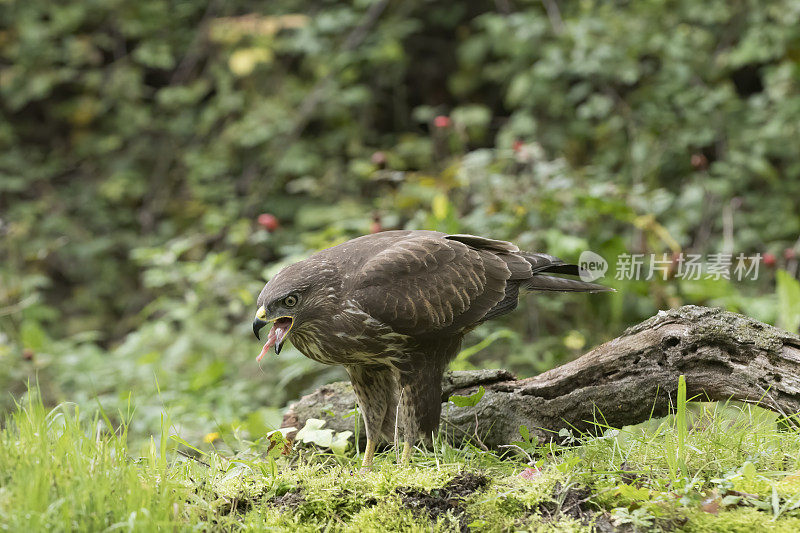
<box><xmin>351</xmin><ymin>233</ymin><xmax>528</xmax><ymax>336</ymax></box>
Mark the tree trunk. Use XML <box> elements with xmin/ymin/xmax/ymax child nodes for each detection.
<box><xmin>281</xmin><ymin>305</ymin><xmax>800</xmax><ymax>448</ymax></box>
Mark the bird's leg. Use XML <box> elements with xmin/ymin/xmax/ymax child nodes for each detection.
<box><xmin>362</xmin><ymin>438</ymin><xmax>377</xmax><ymax>469</ymax></box>
<box><xmin>400</xmin><ymin>440</ymin><xmax>413</xmax><ymax>465</ymax></box>
<box><xmin>346</xmin><ymin>364</ymin><xmax>394</xmax><ymax>471</ymax></box>
<box><xmin>397</xmin><ymin>357</ymin><xmax>447</xmax><ymax>466</ymax></box>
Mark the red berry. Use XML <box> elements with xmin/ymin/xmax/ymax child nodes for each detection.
<box><xmin>785</xmin><ymin>248</ymin><xmax>797</xmax><ymax>260</ymax></box>
<box><xmin>370</xmin><ymin>151</ymin><xmax>387</xmax><ymax>166</ymax></box>
<box><xmin>257</xmin><ymin>213</ymin><xmax>279</xmax><ymax>232</ymax></box>
<box><xmin>691</xmin><ymin>153</ymin><xmax>708</xmax><ymax>170</ymax></box>
<box><xmin>370</xmin><ymin>212</ymin><xmax>382</xmax><ymax>234</ymax></box>
<box><xmin>512</xmin><ymin>140</ymin><xmax>524</xmax><ymax>153</ymax></box>
<box><xmin>433</xmin><ymin>115</ymin><xmax>451</xmax><ymax>128</ymax></box>
<box><xmin>763</xmin><ymin>252</ymin><xmax>776</xmax><ymax>267</ymax></box>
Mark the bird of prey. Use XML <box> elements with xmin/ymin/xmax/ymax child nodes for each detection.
<box><xmin>252</xmin><ymin>230</ymin><xmax>611</xmax><ymax>467</ymax></box>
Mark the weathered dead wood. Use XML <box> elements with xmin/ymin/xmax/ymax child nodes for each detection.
<box><xmin>281</xmin><ymin>305</ymin><xmax>800</xmax><ymax>448</ymax></box>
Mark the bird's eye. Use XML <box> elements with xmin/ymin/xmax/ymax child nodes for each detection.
<box><xmin>283</xmin><ymin>295</ymin><xmax>298</xmax><ymax>307</ymax></box>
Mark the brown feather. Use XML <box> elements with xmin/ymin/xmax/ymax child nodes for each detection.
<box><xmin>353</xmin><ymin>234</ymin><xmax>511</xmax><ymax>336</ymax></box>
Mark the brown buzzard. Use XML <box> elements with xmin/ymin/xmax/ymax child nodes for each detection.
<box><xmin>252</xmin><ymin>230</ymin><xmax>611</xmax><ymax>467</ymax></box>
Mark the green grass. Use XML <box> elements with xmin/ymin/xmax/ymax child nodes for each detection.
<box><xmin>3</xmin><ymin>383</ymin><xmax>800</xmax><ymax>532</ymax></box>
<box><xmin>0</xmin><ymin>391</ymin><xmax>194</xmax><ymax>531</ymax></box>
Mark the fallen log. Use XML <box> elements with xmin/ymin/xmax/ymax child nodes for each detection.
<box><xmin>281</xmin><ymin>305</ymin><xmax>800</xmax><ymax>448</ymax></box>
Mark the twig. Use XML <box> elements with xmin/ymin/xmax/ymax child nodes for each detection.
<box><xmin>0</xmin><ymin>296</ymin><xmax>37</xmax><ymax>317</ymax></box>
<box><xmin>753</xmin><ymin>384</ymin><xmax>800</xmax><ymax>430</ymax></box>
<box><xmin>788</xmin><ymin>233</ymin><xmax>800</xmax><ymax>278</ymax></box>
<box><xmin>541</xmin><ymin>0</ymin><xmax>564</xmax><ymax>35</ymax></box>
<box><xmin>722</xmin><ymin>198</ymin><xmax>740</xmax><ymax>256</ymax></box>
<box><xmin>497</xmin><ymin>444</ymin><xmax>534</xmax><ymax>464</ymax></box>
<box><xmin>170</xmin><ymin>0</ymin><xmax>223</xmax><ymax>84</ymax></box>
<box><xmin>176</xmin><ymin>449</ymin><xmax>211</xmax><ymax>468</ymax></box>
<box><xmin>395</xmin><ymin>386</ymin><xmax>404</xmax><ymax>462</ymax></box>
<box><xmin>473</xmin><ymin>412</ymin><xmax>489</xmax><ymax>451</ymax></box>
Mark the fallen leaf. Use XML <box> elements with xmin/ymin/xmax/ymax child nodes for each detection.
<box><xmin>518</xmin><ymin>467</ymin><xmax>542</xmax><ymax>480</ymax></box>
<box><xmin>701</xmin><ymin>492</ymin><xmax>721</xmax><ymax>515</ymax></box>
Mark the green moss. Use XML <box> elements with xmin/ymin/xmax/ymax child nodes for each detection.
<box><xmin>215</xmin><ymin>458</ymin><xmax>586</xmax><ymax>532</ymax></box>
<box><xmin>467</xmin><ymin>469</ymin><xmax>562</xmax><ymax>516</ymax></box>
<box><xmin>346</xmin><ymin>501</ymin><xmax>458</xmax><ymax>532</ymax></box>
<box><xmin>693</xmin><ymin>311</ymin><xmax>784</xmax><ymax>353</ymax></box>
<box><xmin>470</xmin><ymin>513</ymin><xmax>592</xmax><ymax>533</ymax></box>
<box><xmin>683</xmin><ymin>507</ymin><xmax>800</xmax><ymax>532</ymax></box>
<box><xmin>211</xmin><ymin>469</ymin><xmax>270</xmax><ymax>500</ymax></box>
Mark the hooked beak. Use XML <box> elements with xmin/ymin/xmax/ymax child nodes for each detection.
<box><xmin>253</xmin><ymin>318</ymin><xmax>267</xmax><ymax>340</ymax></box>
<box><xmin>253</xmin><ymin>306</ymin><xmax>268</xmax><ymax>340</ymax></box>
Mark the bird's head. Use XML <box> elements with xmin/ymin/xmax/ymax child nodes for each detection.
<box><xmin>252</xmin><ymin>258</ymin><xmax>339</xmax><ymax>360</ymax></box>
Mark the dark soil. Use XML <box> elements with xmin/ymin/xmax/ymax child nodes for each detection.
<box><xmin>533</xmin><ymin>482</ymin><xmax>687</xmax><ymax>532</ymax></box>
<box><xmin>216</xmin><ymin>496</ymin><xmax>256</xmax><ymax>515</ymax></box>
<box><xmin>619</xmin><ymin>461</ymin><xmax>646</xmax><ymax>487</ymax></box>
<box><xmin>396</xmin><ymin>471</ymin><xmax>490</xmax><ymax>532</ymax></box>
<box><xmin>535</xmin><ymin>482</ymin><xmax>616</xmax><ymax>530</ymax></box>
<box><xmin>444</xmin><ymin>472</ymin><xmax>491</xmax><ymax>498</ymax></box>
<box><xmin>269</xmin><ymin>488</ymin><xmax>306</xmax><ymax>511</ymax></box>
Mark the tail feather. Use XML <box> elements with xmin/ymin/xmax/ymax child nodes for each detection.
<box><xmin>479</xmin><ymin>257</ymin><xmax>613</xmax><ymax>322</ymax></box>
<box><xmin>523</xmin><ymin>273</ymin><xmax>614</xmax><ymax>293</ymax></box>
<box><xmin>539</xmin><ymin>263</ymin><xmax>581</xmax><ymax>276</ymax></box>
<box><xmin>521</xmin><ymin>253</ymin><xmax>594</xmax><ymax>278</ymax></box>
<box><xmin>521</xmin><ymin>252</ymin><xmax>568</xmax><ymax>273</ymax></box>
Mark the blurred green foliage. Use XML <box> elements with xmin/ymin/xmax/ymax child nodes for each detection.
<box><xmin>2</xmin><ymin>0</ymin><xmax>800</xmax><ymax>445</ymax></box>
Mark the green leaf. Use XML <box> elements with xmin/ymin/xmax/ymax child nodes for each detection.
<box><xmin>510</xmin><ymin>424</ymin><xmax>538</xmax><ymax>451</ymax></box>
<box><xmin>295</xmin><ymin>418</ymin><xmax>334</xmax><ymax>448</ymax></box>
<box><xmin>776</xmin><ymin>270</ymin><xmax>800</xmax><ymax>333</ymax></box>
<box><xmin>266</xmin><ymin>427</ymin><xmax>296</xmax><ymax>459</ymax></box>
<box><xmin>741</xmin><ymin>461</ymin><xmax>757</xmax><ymax>482</ymax></box>
<box><xmin>169</xmin><ymin>434</ymin><xmax>206</xmax><ymax>457</ymax></box>
<box><xmin>20</xmin><ymin>321</ymin><xmax>47</xmax><ymax>351</ymax></box>
<box><xmin>772</xmin><ymin>485</ymin><xmax>780</xmax><ymax>519</ymax></box>
<box><xmin>448</xmin><ymin>385</ymin><xmax>485</xmax><ymax>408</ymax></box>
<box><xmin>616</xmin><ymin>483</ymin><xmax>650</xmax><ymax>501</ymax></box>
<box><xmin>721</xmin><ymin>495</ymin><xmax>741</xmax><ymax>507</ymax></box>
<box><xmin>454</xmin><ymin>329</ymin><xmax>515</xmax><ymax>363</ymax></box>
<box><xmin>330</xmin><ymin>431</ymin><xmax>353</xmax><ymax>455</ymax></box>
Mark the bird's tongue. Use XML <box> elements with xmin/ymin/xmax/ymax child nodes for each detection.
<box><xmin>257</xmin><ymin>318</ymin><xmax>292</xmax><ymax>361</ymax></box>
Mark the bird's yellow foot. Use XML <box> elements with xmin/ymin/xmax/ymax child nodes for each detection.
<box><xmin>400</xmin><ymin>440</ymin><xmax>413</xmax><ymax>465</ymax></box>
<box><xmin>360</xmin><ymin>438</ymin><xmax>376</xmax><ymax>473</ymax></box>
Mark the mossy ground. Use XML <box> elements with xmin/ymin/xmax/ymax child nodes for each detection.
<box><xmin>2</xmin><ymin>389</ymin><xmax>800</xmax><ymax>532</ymax></box>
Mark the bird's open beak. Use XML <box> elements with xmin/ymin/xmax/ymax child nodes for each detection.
<box><xmin>271</xmin><ymin>318</ymin><xmax>292</xmax><ymax>355</ymax></box>
<box><xmin>253</xmin><ymin>307</ymin><xmax>293</xmax><ymax>361</ymax></box>
<box><xmin>253</xmin><ymin>306</ymin><xmax>268</xmax><ymax>340</ymax></box>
